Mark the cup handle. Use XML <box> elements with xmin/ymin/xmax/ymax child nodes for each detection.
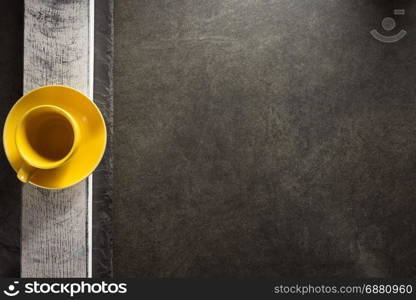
<box><xmin>17</xmin><ymin>163</ymin><xmax>36</xmax><ymax>183</ymax></box>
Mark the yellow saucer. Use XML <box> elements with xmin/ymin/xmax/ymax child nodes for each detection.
<box><xmin>3</xmin><ymin>85</ymin><xmax>107</xmax><ymax>189</ymax></box>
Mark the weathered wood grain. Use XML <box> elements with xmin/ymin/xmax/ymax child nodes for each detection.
<box><xmin>22</xmin><ymin>0</ymin><xmax>93</xmax><ymax>277</ymax></box>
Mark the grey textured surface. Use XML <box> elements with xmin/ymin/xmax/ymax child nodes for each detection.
<box><xmin>114</xmin><ymin>0</ymin><xmax>416</xmax><ymax>276</ymax></box>
<box><xmin>93</xmin><ymin>0</ymin><xmax>114</xmax><ymax>278</ymax></box>
<box><xmin>0</xmin><ymin>0</ymin><xmax>23</xmax><ymax>278</ymax></box>
<box><xmin>22</xmin><ymin>0</ymin><xmax>92</xmax><ymax>277</ymax></box>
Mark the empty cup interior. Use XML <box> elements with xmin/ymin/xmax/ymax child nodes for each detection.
<box><xmin>17</xmin><ymin>107</ymin><xmax>76</xmax><ymax>167</ymax></box>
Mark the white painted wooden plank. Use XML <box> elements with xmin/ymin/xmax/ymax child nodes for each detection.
<box><xmin>21</xmin><ymin>0</ymin><xmax>93</xmax><ymax>278</ymax></box>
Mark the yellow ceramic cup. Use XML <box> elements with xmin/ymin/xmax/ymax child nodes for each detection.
<box><xmin>15</xmin><ymin>105</ymin><xmax>80</xmax><ymax>183</ymax></box>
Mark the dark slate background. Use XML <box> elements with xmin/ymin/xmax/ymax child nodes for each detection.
<box><xmin>114</xmin><ymin>0</ymin><xmax>416</xmax><ymax>277</ymax></box>
<box><xmin>93</xmin><ymin>0</ymin><xmax>114</xmax><ymax>278</ymax></box>
<box><xmin>0</xmin><ymin>1</ymin><xmax>23</xmax><ymax>277</ymax></box>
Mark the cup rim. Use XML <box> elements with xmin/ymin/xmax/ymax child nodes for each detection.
<box><xmin>15</xmin><ymin>104</ymin><xmax>80</xmax><ymax>170</ymax></box>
